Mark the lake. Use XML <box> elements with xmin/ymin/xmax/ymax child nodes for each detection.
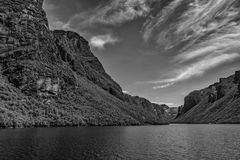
<box><xmin>0</xmin><ymin>125</ymin><xmax>240</xmax><ymax>160</ymax></box>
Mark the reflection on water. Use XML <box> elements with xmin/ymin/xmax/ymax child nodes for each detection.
<box><xmin>0</xmin><ymin>125</ymin><xmax>240</xmax><ymax>160</ymax></box>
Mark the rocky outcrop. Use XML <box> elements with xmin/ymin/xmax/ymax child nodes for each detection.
<box><xmin>0</xmin><ymin>0</ymin><xmax>170</xmax><ymax>128</ymax></box>
<box><xmin>182</xmin><ymin>91</ymin><xmax>201</xmax><ymax>114</ymax></box>
<box><xmin>52</xmin><ymin>30</ymin><xmax>124</xmax><ymax>100</ymax></box>
<box><xmin>175</xmin><ymin>71</ymin><xmax>240</xmax><ymax>124</ymax></box>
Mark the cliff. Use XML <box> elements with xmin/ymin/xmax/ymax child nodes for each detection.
<box><xmin>0</xmin><ymin>0</ymin><xmax>170</xmax><ymax>128</ymax></box>
<box><xmin>175</xmin><ymin>71</ymin><xmax>240</xmax><ymax>124</ymax></box>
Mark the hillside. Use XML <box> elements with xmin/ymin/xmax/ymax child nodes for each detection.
<box><xmin>175</xmin><ymin>71</ymin><xmax>240</xmax><ymax>123</ymax></box>
<box><xmin>0</xmin><ymin>0</ymin><xmax>171</xmax><ymax>128</ymax></box>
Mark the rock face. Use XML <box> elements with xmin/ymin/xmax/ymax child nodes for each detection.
<box><xmin>175</xmin><ymin>71</ymin><xmax>240</xmax><ymax>124</ymax></box>
<box><xmin>182</xmin><ymin>91</ymin><xmax>201</xmax><ymax>114</ymax></box>
<box><xmin>0</xmin><ymin>0</ymin><xmax>170</xmax><ymax>128</ymax></box>
<box><xmin>53</xmin><ymin>30</ymin><xmax>124</xmax><ymax>100</ymax></box>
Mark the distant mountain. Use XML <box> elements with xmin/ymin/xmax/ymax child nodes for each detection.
<box><xmin>0</xmin><ymin>0</ymin><xmax>172</xmax><ymax>128</ymax></box>
<box><xmin>175</xmin><ymin>71</ymin><xmax>240</xmax><ymax>124</ymax></box>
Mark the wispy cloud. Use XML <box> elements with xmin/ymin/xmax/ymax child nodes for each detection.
<box><xmin>153</xmin><ymin>83</ymin><xmax>174</xmax><ymax>89</ymax></box>
<box><xmin>141</xmin><ymin>0</ymin><xmax>240</xmax><ymax>89</ymax></box>
<box><xmin>143</xmin><ymin>0</ymin><xmax>238</xmax><ymax>46</ymax></box>
<box><xmin>123</xmin><ymin>90</ymin><xmax>130</xmax><ymax>94</ymax></box>
<box><xmin>44</xmin><ymin>0</ymin><xmax>157</xmax><ymax>41</ymax></box>
<box><xmin>91</xmin><ymin>0</ymin><xmax>152</xmax><ymax>25</ymax></box>
<box><xmin>151</xmin><ymin>53</ymin><xmax>240</xmax><ymax>89</ymax></box>
<box><xmin>59</xmin><ymin>0</ymin><xmax>156</xmax><ymax>32</ymax></box>
<box><xmin>90</xmin><ymin>34</ymin><xmax>119</xmax><ymax>49</ymax></box>
<box><xmin>142</xmin><ymin>0</ymin><xmax>183</xmax><ymax>42</ymax></box>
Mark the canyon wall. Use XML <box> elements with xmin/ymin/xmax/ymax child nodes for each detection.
<box><xmin>0</xmin><ymin>0</ymin><xmax>171</xmax><ymax>127</ymax></box>
<box><xmin>175</xmin><ymin>71</ymin><xmax>240</xmax><ymax>123</ymax></box>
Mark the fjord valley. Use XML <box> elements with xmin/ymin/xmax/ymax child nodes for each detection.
<box><xmin>0</xmin><ymin>0</ymin><xmax>180</xmax><ymax>127</ymax></box>
<box><xmin>1</xmin><ymin>0</ymin><xmax>240</xmax><ymax>128</ymax></box>
<box><xmin>0</xmin><ymin>0</ymin><xmax>174</xmax><ymax>128</ymax></box>
<box><xmin>0</xmin><ymin>1</ymin><xmax>240</xmax><ymax>159</ymax></box>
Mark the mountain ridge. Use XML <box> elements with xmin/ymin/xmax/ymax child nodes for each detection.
<box><xmin>175</xmin><ymin>71</ymin><xmax>240</xmax><ymax>123</ymax></box>
<box><xmin>0</xmin><ymin>0</ymin><xmax>173</xmax><ymax>128</ymax></box>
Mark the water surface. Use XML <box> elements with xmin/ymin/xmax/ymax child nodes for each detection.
<box><xmin>0</xmin><ymin>124</ymin><xmax>240</xmax><ymax>160</ymax></box>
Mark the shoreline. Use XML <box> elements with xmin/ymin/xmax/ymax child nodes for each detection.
<box><xmin>171</xmin><ymin>122</ymin><xmax>240</xmax><ymax>124</ymax></box>
<box><xmin>1</xmin><ymin>122</ymin><xmax>240</xmax><ymax>130</ymax></box>
<box><xmin>0</xmin><ymin>122</ymin><xmax>170</xmax><ymax>129</ymax></box>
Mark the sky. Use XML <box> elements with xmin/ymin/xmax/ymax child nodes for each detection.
<box><xmin>43</xmin><ymin>0</ymin><xmax>240</xmax><ymax>107</ymax></box>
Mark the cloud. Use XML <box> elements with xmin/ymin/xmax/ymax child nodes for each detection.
<box><xmin>90</xmin><ymin>35</ymin><xmax>119</xmax><ymax>49</ymax></box>
<box><xmin>175</xmin><ymin>30</ymin><xmax>240</xmax><ymax>63</ymax></box>
<box><xmin>142</xmin><ymin>0</ymin><xmax>183</xmax><ymax>42</ymax></box>
<box><xmin>141</xmin><ymin>0</ymin><xmax>240</xmax><ymax>88</ymax></box>
<box><xmin>153</xmin><ymin>83</ymin><xmax>174</xmax><ymax>89</ymax></box>
<box><xmin>44</xmin><ymin>0</ymin><xmax>156</xmax><ymax>40</ymax></box>
<box><xmin>61</xmin><ymin>0</ymin><xmax>156</xmax><ymax>32</ymax></box>
<box><xmin>151</xmin><ymin>53</ymin><xmax>240</xmax><ymax>88</ymax></box>
<box><xmin>123</xmin><ymin>90</ymin><xmax>130</xmax><ymax>94</ymax></box>
<box><xmin>151</xmin><ymin>101</ymin><xmax>174</xmax><ymax>107</ymax></box>
<box><xmin>142</xmin><ymin>0</ymin><xmax>238</xmax><ymax>46</ymax></box>
<box><xmin>93</xmin><ymin>0</ymin><xmax>152</xmax><ymax>25</ymax></box>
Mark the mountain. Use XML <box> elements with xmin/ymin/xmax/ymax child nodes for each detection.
<box><xmin>175</xmin><ymin>71</ymin><xmax>240</xmax><ymax>124</ymax></box>
<box><xmin>0</xmin><ymin>0</ymin><xmax>173</xmax><ymax>128</ymax></box>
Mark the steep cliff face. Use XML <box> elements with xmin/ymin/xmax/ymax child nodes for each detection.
<box><xmin>52</xmin><ymin>30</ymin><xmax>124</xmax><ymax>100</ymax></box>
<box><xmin>175</xmin><ymin>71</ymin><xmax>240</xmax><ymax>123</ymax></box>
<box><xmin>0</xmin><ymin>0</ymin><xmax>170</xmax><ymax>128</ymax></box>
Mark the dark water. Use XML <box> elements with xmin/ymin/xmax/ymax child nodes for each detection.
<box><xmin>0</xmin><ymin>125</ymin><xmax>240</xmax><ymax>160</ymax></box>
